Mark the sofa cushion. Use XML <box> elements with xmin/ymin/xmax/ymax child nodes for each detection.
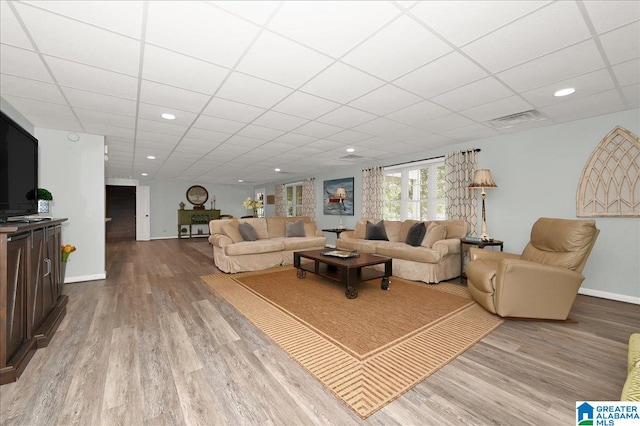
<box><xmin>336</xmin><ymin>238</ymin><xmax>379</xmax><ymax>253</ymax></box>
<box><xmin>225</xmin><ymin>240</ymin><xmax>285</xmax><ymax>256</ymax></box>
<box><xmin>366</xmin><ymin>220</ymin><xmax>388</xmax><ymax>240</ymax></box>
<box><xmin>304</xmin><ymin>221</ymin><xmax>317</xmax><ymax>237</ymax></box>
<box><xmin>276</xmin><ymin>236</ymin><xmax>327</xmax><ymax>251</ymax></box>
<box><xmin>405</xmin><ymin>222</ymin><xmax>427</xmax><ymax>247</ymax></box>
<box><xmin>376</xmin><ymin>242</ymin><xmax>441</xmax><ymax>263</ymax></box>
<box><xmin>285</xmin><ymin>219</ymin><xmax>305</xmax><ymax>237</ymax></box>
<box><xmin>353</xmin><ymin>218</ymin><xmax>370</xmax><ymax>239</ymax></box>
<box><xmin>238</xmin><ymin>222</ymin><xmax>258</xmax><ymax>241</ymax></box>
<box><xmin>222</xmin><ymin>221</ymin><xmax>244</xmax><ymax>243</ymax></box>
<box><xmin>422</xmin><ymin>223</ymin><xmax>447</xmax><ymax>248</ymax></box>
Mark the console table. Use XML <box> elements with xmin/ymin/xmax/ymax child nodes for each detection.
<box><xmin>177</xmin><ymin>209</ymin><xmax>220</xmax><ymax>238</ymax></box>
<box><xmin>0</xmin><ymin>218</ymin><xmax>68</xmax><ymax>385</ymax></box>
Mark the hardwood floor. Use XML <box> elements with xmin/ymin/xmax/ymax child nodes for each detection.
<box><xmin>1</xmin><ymin>238</ymin><xmax>637</xmax><ymax>425</ymax></box>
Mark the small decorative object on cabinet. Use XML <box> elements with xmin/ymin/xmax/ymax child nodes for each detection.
<box><xmin>179</xmin><ymin>201</ymin><xmax>185</xmax><ymax>210</ymax></box>
<box><xmin>36</xmin><ymin>187</ymin><xmax>53</xmax><ymax>214</ymax></box>
<box><xmin>0</xmin><ymin>218</ymin><xmax>68</xmax><ymax>385</ymax></box>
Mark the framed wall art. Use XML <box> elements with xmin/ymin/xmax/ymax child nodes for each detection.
<box><xmin>323</xmin><ymin>177</ymin><xmax>354</xmax><ymax>216</ymax></box>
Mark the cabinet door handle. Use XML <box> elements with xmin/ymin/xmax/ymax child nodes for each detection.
<box><xmin>44</xmin><ymin>258</ymin><xmax>51</xmax><ymax>277</ymax></box>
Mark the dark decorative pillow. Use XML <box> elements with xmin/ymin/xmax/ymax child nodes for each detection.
<box><xmin>365</xmin><ymin>220</ymin><xmax>388</xmax><ymax>241</ymax></box>
<box><xmin>285</xmin><ymin>219</ymin><xmax>306</xmax><ymax>237</ymax></box>
<box><xmin>238</xmin><ymin>222</ymin><xmax>259</xmax><ymax>241</ymax></box>
<box><xmin>405</xmin><ymin>222</ymin><xmax>426</xmax><ymax>246</ymax></box>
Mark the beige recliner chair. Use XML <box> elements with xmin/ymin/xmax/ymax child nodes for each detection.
<box><xmin>466</xmin><ymin>217</ymin><xmax>599</xmax><ymax>320</ymax></box>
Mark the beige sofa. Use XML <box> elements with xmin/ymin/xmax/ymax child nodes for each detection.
<box><xmin>208</xmin><ymin>216</ymin><xmax>326</xmax><ymax>273</ymax></box>
<box><xmin>336</xmin><ymin>218</ymin><xmax>468</xmax><ymax>283</ymax></box>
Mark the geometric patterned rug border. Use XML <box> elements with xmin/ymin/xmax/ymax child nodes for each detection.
<box><xmin>202</xmin><ymin>267</ymin><xmax>504</xmax><ymax>419</ymax></box>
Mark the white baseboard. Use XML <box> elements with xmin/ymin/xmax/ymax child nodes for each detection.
<box><xmin>151</xmin><ymin>235</ymin><xmax>209</xmax><ymax>240</ymax></box>
<box><xmin>63</xmin><ymin>272</ymin><xmax>106</xmax><ymax>284</ymax></box>
<box><xmin>579</xmin><ymin>287</ymin><xmax>640</xmax><ymax>305</ymax></box>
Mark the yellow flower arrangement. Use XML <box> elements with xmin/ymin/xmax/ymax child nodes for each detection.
<box><xmin>242</xmin><ymin>198</ymin><xmax>263</xmax><ymax>211</ymax></box>
<box><xmin>61</xmin><ymin>244</ymin><xmax>76</xmax><ymax>262</ymax></box>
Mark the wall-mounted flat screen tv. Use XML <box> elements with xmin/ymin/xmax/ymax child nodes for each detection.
<box><xmin>0</xmin><ymin>109</ymin><xmax>38</xmax><ymax>222</ymax></box>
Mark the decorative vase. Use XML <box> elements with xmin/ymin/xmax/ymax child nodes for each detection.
<box><xmin>60</xmin><ymin>261</ymin><xmax>67</xmax><ymax>284</ymax></box>
<box><xmin>38</xmin><ymin>199</ymin><xmax>50</xmax><ymax>213</ymax></box>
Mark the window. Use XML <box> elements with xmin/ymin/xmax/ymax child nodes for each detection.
<box><xmin>285</xmin><ymin>182</ymin><xmax>303</xmax><ymax>217</ymax></box>
<box><xmin>383</xmin><ymin>159</ymin><xmax>446</xmax><ymax>221</ymax></box>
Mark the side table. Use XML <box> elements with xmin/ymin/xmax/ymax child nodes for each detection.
<box><xmin>322</xmin><ymin>228</ymin><xmax>354</xmax><ymax>248</ymax></box>
<box><xmin>460</xmin><ymin>238</ymin><xmax>504</xmax><ymax>283</ymax></box>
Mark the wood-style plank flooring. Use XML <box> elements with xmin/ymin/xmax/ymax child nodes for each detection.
<box><xmin>1</xmin><ymin>238</ymin><xmax>638</xmax><ymax>425</ymax></box>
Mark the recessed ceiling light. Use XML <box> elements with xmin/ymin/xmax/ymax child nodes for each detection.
<box><xmin>141</xmin><ymin>173</ymin><xmax>148</xmax><ymax>176</ymax></box>
<box><xmin>554</xmin><ymin>88</ymin><xmax>576</xmax><ymax>97</ymax></box>
<box><xmin>146</xmin><ymin>155</ymin><xmax>156</xmax><ymax>160</ymax></box>
<box><xmin>346</xmin><ymin>148</ymin><xmax>355</xmax><ymax>153</ymax></box>
<box><xmin>161</xmin><ymin>113</ymin><xmax>176</xmax><ymax>120</ymax></box>
<box><xmin>275</xmin><ymin>168</ymin><xmax>281</xmax><ymax>172</ymax></box>
<box><xmin>238</xmin><ymin>179</ymin><xmax>244</xmax><ymax>183</ymax></box>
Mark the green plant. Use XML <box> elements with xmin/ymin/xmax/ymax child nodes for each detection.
<box><xmin>37</xmin><ymin>188</ymin><xmax>53</xmax><ymax>201</ymax></box>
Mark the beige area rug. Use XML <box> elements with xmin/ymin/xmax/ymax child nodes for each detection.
<box><xmin>201</xmin><ymin>267</ymin><xmax>504</xmax><ymax>418</ymax></box>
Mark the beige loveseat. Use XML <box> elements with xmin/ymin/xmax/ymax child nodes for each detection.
<box><xmin>208</xmin><ymin>216</ymin><xmax>326</xmax><ymax>273</ymax></box>
<box><xmin>336</xmin><ymin>218</ymin><xmax>467</xmax><ymax>283</ymax></box>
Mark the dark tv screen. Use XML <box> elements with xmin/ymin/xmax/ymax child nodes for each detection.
<box><xmin>0</xmin><ymin>109</ymin><xmax>38</xmax><ymax>221</ymax></box>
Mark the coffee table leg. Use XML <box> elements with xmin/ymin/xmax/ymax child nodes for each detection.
<box><xmin>381</xmin><ymin>277</ymin><xmax>390</xmax><ymax>290</ymax></box>
<box><xmin>343</xmin><ymin>268</ymin><xmax>358</xmax><ymax>299</ymax></box>
<box><xmin>297</xmin><ymin>269</ymin><xmax>306</xmax><ymax>279</ymax></box>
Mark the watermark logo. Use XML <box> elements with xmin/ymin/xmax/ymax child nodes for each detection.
<box><xmin>576</xmin><ymin>402</ymin><xmax>640</xmax><ymax>426</ymax></box>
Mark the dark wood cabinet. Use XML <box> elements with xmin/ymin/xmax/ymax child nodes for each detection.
<box><xmin>0</xmin><ymin>219</ymin><xmax>68</xmax><ymax>385</ymax></box>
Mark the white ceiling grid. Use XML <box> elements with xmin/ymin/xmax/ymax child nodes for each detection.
<box><xmin>0</xmin><ymin>0</ymin><xmax>637</xmax><ymax>184</ymax></box>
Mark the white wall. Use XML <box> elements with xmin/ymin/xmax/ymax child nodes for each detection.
<box><xmin>258</xmin><ymin>109</ymin><xmax>640</xmax><ymax>303</ymax></box>
<box><xmin>35</xmin><ymin>128</ymin><xmax>106</xmax><ymax>283</ymax></box>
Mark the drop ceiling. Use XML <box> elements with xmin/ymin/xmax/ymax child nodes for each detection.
<box><xmin>1</xmin><ymin>1</ymin><xmax>638</xmax><ymax>185</ymax></box>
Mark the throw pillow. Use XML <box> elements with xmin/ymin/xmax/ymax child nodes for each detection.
<box><xmin>353</xmin><ymin>219</ymin><xmax>370</xmax><ymax>239</ymax></box>
<box><xmin>421</xmin><ymin>224</ymin><xmax>447</xmax><ymax>248</ymax></box>
<box><xmin>285</xmin><ymin>219</ymin><xmax>306</xmax><ymax>237</ymax></box>
<box><xmin>222</xmin><ymin>221</ymin><xmax>244</xmax><ymax>243</ymax></box>
<box><xmin>238</xmin><ymin>222</ymin><xmax>258</xmax><ymax>241</ymax></box>
<box><xmin>405</xmin><ymin>222</ymin><xmax>427</xmax><ymax>247</ymax></box>
<box><xmin>365</xmin><ymin>220</ymin><xmax>389</xmax><ymax>241</ymax></box>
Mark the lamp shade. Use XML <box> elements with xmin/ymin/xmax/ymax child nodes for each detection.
<box><xmin>469</xmin><ymin>169</ymin><xmax>497</xmax><ymax>189</ymax></box>
<box><xmin>335</xmin><ymin>187</ymin><xmax>347</xmax><ymax>199</ymax></box>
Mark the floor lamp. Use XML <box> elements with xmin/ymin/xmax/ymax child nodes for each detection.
<box><xmin>469</xmin><ymin>169</ymin><xmax>497</xmax><ymax>241</ymax></box>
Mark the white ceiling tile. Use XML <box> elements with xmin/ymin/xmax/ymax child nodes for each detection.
<box><xmin>461</xmin><ymin>1</ymin><xmax>591</xmax><ymax>72</ymax></box>
<box><xmin>440</xmin><ymin>123</ymin><xmax>498</xmax><ymax>141</ymax></box>
<box><xmin>251</xmin><ymin>111</ymin><xmax>309</xmax><ymax>131</ymax></box>
<box><xmin>146</xmin><ymin>1</ymin><xmax>260</xmax><ymax>68</ymax></box>
<box><xmin>459</xmin><ymin>95</ymin><xmax>534</xmax><ymax>122</ymax></box>
<box><xmin>394</xmin><ymin>52</ymin><xmax>488</xmax><ymax>98</ymax></box>
<box><xmin>272</xmin><ymin>91</ymin><xmax>340</xmax><ymax>119</ymax></box>
<box><xmin>349</xmin><ymin>84</ymin><xmax>423</xmax><ymax>116</ymax></box>
<box><xmin>414</xmin><ymin>114</ymin><xmax>476</xmax><ymax>133</ymax></box>
<box><xmin>325</xmin><ymin>130</ymin><xmax>372</xmax><ymax>143</ymax></box>
<box><xmin>1</xmin><ymin>1</ymin><xmax>33</xmax><ymax>49</ymax></box>
<box><xmin>139</xmin><ymin>80</ymin><xmax>211</xmax><ymax>113</ymax></box>
<box><xmin>351</xmin><ymin>117</ymin><xmax>407</xmax><ymax>136</ymax></box>
<box><xmin>83</xmin><ymin>123</ymin><xmax>134</xmax><ymax>139</ymax></box>
<box><xmin>381</xmin><ymin>126</ymin><xmax>431</xmax><ymax>143</ymax></box>
<box><xmin>0</xmin><ymin>45</ymin><xmax>52</xmax><ymax>82</ymax></box>
<box><xmin>136</xmin><ymin>130</ymin><xmax>181</xmax><ymax>145</ymax></box>
<box><xmin>292</xmin><ymin>121</ymin><xmax>343</xmax><ymax>138</ymax></box>
<box><xmin>385</xmin><ymin>100</ymin><xmax>450</xmax><ymax>126</ymax></box>
<box><xmin>76</xmin><ymin>108</ymin><xmax>135</xmax><ymax>129</ymax></box>
<box><xmin>301</xmin><ymin>62</ymin><xmax>385</xmax><ymax>103</ymax></box>
<box><xmin>0</xmin><ymin>74</ymin><xmax>65</xmax><ymax>104</ymax></box>
<box><xmin>23</xmin><ymin>0</ymin><xmax>144</xmax><ymax>38</ymax></box>
<box><xmin>202</xmin><ymin>97</ymin><xmax>265</xmax><ymax>123</ymax></box>
<box><xmin>303</xmin><ymin>139</ymin><xmax>345</xmax><ymax>152</ymax></box>
<box><xmin>11</xmin><ymin>110</ymin><xmax>82</xmax><ymax>131</ymax></box>
<box><xmin>496</xmin><ymin>40</ymin><xmax>606</xmax><ymax>92</ymax></box>
<box><xmin>237</xmin><ymin>31</ymin><xmax>333</xmax><ymax>88</ymax></box>
<box><xmin>16</xmin><ymin>3</ymin><xmax>140</xmax><ymax>75</ymax></box>
<box><xmin>538</xmin><ymin>89</ymin><xmax>626</xmax><ymax>123</ymax></box>
<box><xmin>211</xmin><ymin>1</ymin><xmax>280</xmax><ymax>26</ymax></box>
<box><xmin>1</xmin><ymin>95</ymin><xmax>73</xmax><ymax>119</ymax></box>
<box><xmin>621</xmin><ymin>83</ymin><xmax>639</xmax><ymax>107</ymax></box>
<box><xmin>521</xmin><ymin>69</ymin><xmax>616</xmax><ymax>108</ymax></box>
<box><xmin>599</xmin><ymin>21</ymin><xmax>640</xmax><ymax>65</ymax></box>
<box><xmin>431</xmin><ymin>77</ymin><xmax>515</xmax><ymax>111</ymax></box>
<box><xmin>137</xmin><ymin>103</ymin><xmax>196</xmax><ymax>126</ymax></box>
<box><xmin>411</xmin><ymin>1</ymin><xmax>549</xmax><ymax>47</ymax></box>
<box><xmin>317</xmin><ymin>106</ymin><xmax>377</xmax><ymax>128</ymax></box>
<box><xmin>184</xmin><ymin>127</ymin><xmax>232</xmax><ymax>143</ymax></box>
<box><xmin>136</xmin><ymin>118</ymin><xmax>188</xmax><ymax>136</ymax></box>
<box><xmin>583</xmin><ymin>0</ymin><xmax>640</xmax><ymax>34</ymax></box>
<box><xmin>236</xmin><ymin>124</ymin><xmax>286</xmax><ymax>140</ymax></box>
<box><xmin>272</xmin><ymin>133</ymin><xmax>318</xmax><ymax>146</ymax></box>
<box><xmin>267</xmin><ymin>1</ymin><xmax>399</xmax><ymax>58</ymax></box>
<box><xmin>65</xmin><ymin>88</ymin><xmax>137</xmax><ymax>117</ymax></box>
<box><xmin>223</xmin><ymin>135</ymin><xmax>265</xmax><ymax>148</ymax></box>
<box><xmin>613</xmin><ymin>59</ymin><xmax>640</xmax><ymax>87</ymax></box>
<box><xmin>216</xmin><ymin>72</ymin><xmax>293</xmax><ymax>108</ymax></box>
<box><xmin>142</xmin><ymin>45</ymin><xmax>229</xmax><ymax>95</ymax></box>
<box><xmin>45</xmin><ymin>56</ymin><xmax>138</xmax><ymax>99</ymax></box>
<box><xmin>342</xmin><ymin>15</ymin><xmax>452</xmax><ymax>81</ymax></box>
<box><xmin>192</xmin><ymin>115</ymin><xmax>246</xmax><ymax>134</ymax></box>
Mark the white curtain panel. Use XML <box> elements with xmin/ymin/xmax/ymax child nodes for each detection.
<box><xmin>362</xmin><ymin>166</ymin><xmax>384</xmax><ymax>220</ymax></box>
<box><xmin>445</xmin><ymin>150</ymin><xmax>478</xmax><ymax>236</ymax></box>
<box><xmin>301</xmin><ymin>178</ymin><xmax>316</xmax><ymax>220</ymax></box>
<box><xmin>274</xmin><ymin>184</ymin><xmax>286</xmax><ymax>217</ymax></box>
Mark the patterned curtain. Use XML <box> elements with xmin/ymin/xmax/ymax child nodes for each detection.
<box><xmin>301</xmin><ymin>178</ymin><xmax>316</xmax><ymax>220</ymax></box>
<box><xmin>274</xmin><ymin>184</ymin><xmax>286</xmax><ymax>217</ymax></box>
<box><xmin>445</xmin><ymin>150</ymin><xmax>478</xmax><ymax>236</ymax></box>
<box><xmin>362</xmin><ymin>166</ymin><xmax>384</xmax><ymax>220</ymax></box>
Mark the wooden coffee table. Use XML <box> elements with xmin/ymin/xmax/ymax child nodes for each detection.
<box><xmin>293</xmin><ymin>249</ymin><xmax>392</xmax><ymax>299</ymax></box>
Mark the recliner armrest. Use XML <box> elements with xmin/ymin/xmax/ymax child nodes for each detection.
<box><xmin>469</xmin><ymin>247</ymin><xmax>520</xmax><ymax>262</ymax></box>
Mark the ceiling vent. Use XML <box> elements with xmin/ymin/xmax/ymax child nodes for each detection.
<box><xmin>339</xmin><ymin>154</ymin><xmax>368</xmax><ymax>162</ymax></box>
<box><xmin>485</xmin><ymin>110</ymin><xmax>546</xmax><ymax>129</ymax></box>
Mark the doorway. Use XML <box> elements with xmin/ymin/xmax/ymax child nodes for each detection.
<box><xmin>106</xmin><ymin>185</ymin><xmax>136</xmax><ymax>242</ymax></box>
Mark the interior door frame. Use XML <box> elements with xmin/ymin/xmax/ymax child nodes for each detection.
<box><xmin>136</xmin><ymin>185</ymin><xmax>150</xmax><ymax>241</ymax></box>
